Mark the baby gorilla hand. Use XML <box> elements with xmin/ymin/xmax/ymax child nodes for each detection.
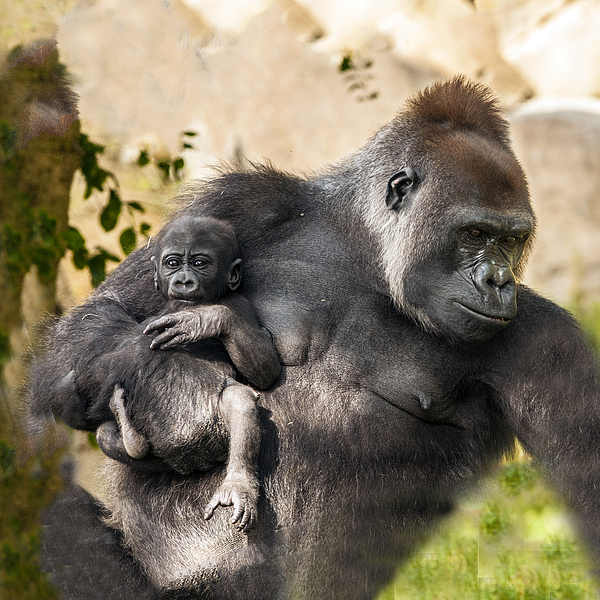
<box><xmin>144</xmin><ymin>306</ymin><xmax>231</xmax><ymax>350</ymax></box>
<box><xmin>203</xmin><ymin>474</ymin><xmax>258</xmax><ymax>533</ymax></box>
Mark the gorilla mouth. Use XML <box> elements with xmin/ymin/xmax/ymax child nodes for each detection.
<box><xmin>455</xmin><ymin>302</ymin><xmax>512</xmax><ymax>325</ymax></box>
<box><xmin>169</xmin><ymin>293</ymin><xmax>199</xmax><ymax>302</ymax></box>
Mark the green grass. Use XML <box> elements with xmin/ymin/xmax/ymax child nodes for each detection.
<box><xmin>376</xmin><ymin>459</ymin><xmax>595</xmax><ymax>600</ymax></box>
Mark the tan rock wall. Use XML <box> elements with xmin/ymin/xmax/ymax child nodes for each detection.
<box><xmin>22</xmin><ymin>0</ymin><xmax>600</xmax><ymax>305</ymax></box>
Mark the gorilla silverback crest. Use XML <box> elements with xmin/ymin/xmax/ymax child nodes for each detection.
<box><xmin>28</xmin><ymin>77</ymin><xmax>600</xmax><ymax>599</ymax></box>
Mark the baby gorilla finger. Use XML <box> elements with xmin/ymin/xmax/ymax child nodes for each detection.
<box><xmin>157</xmin><ymin>333</ymin><xmax>189</xmax><ymax>350</ymax></box>
<box><xmin>149</xmin><ymin>331</ymin><xmax>185</xmax><ymax>349</ymax></box>
<box><xmin>232</xmin><ymin>504</ymin><xmax>255</xmax><ymax>533</ymax></box>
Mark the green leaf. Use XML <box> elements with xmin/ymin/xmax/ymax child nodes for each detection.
<box><xmin>62</xmin><ymin>227</ymin><xmax>89</xmax><ymax>269</ymax></box>
<box><xmin>173</xmin><ymin>157</ymin><xmax>185</xmax><ymax>175</ymax></box>
<box><xmin>0</xmin><ymin>225</ymin><xmax>27</xmax><ymax>276</ymax></box>
<box><xmin>61</xmin><ymin>226</ymin><xmax>86</xmax><ymax>252</ymax></box>
<box><xmin>183</xmin><ymin>131</ymin><xmax>197</xmax><ymax>137</ymax></box>
<box><xmin>35</xmin><ymin>210</ymin><xmax>58</xmax><ymax>246</ymax></box>
<box><xmin>137</xmin><ymin>149</ymin><xmax>150</xmax><ymax>167</ymax></box>
<box><xmin>157</xmin><ymin>159</ymin><xmax>171</xmax><ymax>179</ymax></box>
<box><xmin>339</xmin><ymin>53</ymin><xmax>353</xmax><ymax>72</ymax></box>
<box><xmin>71</xmin><ymin>247</ymin><xmax>88</xmax><ymax>270</ymax></box>
<box><xmin>0</xmin><ymin>120</ymin><xmax>18</xmax><ymax>162</ymax></box>
<box><xmin>119</xmin><ymin>228</ymin><xmax>136</xmax><ymax>255</ymax></box>
<box><xmin>78</xmin><ymin>134</ymin><xmax>111</xmax><ymax>199</ymax></box>
<box><xmin>0</xmin><ymin>328</ymin><xmax>11</xmax><ymax>365</ymax></box>
<box><xmin>88</xmin><ymin>249</ymin><xmax>120</xmax><ymax>287</ymax></box>
<box><xmin>183</xmin><ymin>143</ymin><xmax>194</xmax><ymax>149</ymax></box>
<box><xmin>88</xmin><ymin>255</ymin><xmax>107</xmax><ymax>287</ymax></box>
<box><xmin>127</xmin><ymin>201</ymin><xmax>144</xmax><ymax>213</ymax></box>
<box><xmin>0</xmin><ymin>439</ymin><xmax>16</xmax><ymax>482</ymax></box>
<box><xmin>100</xmin><ymin>190</ymin><xmax>122</xmax><ymax>232</ymax></box>
<box><xmin>140</xmin><ymin>222</ymin><xmax>151</xmax><ymax>236</ymax></box>
<box><xmin>31</xmin><ymin>247</ymin><xmax>57</xmax><ymax>283</ymax></box>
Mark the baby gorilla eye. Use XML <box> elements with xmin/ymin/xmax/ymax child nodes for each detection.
<box><xmin>192</xmin><ymin>258</ymin><xmax>207</xmax><ymax>268</ymax></box>
<box><xmin>166</xmin><ymin>258</ymin><xmax>181</xmax><ymax>268</ymax></box>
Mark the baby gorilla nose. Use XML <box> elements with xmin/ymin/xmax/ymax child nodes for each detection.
<box><xmin>170</xmin><ymin>270</ymin><xmax>200</xmax><ymax>298</ymax></box>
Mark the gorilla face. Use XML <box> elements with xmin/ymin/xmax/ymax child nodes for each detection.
<box><xmin>386</xmin><ymin>130</ymin><xmax>535</xmax><ymax>343</ymax></box>
<box><xmin>151</xmin><ymin>217</ymin><xmax>242</xmax><ymax>305</ymax></box>
<box><xmin>403</xmin><ymin>209</ymin><xmax>532</xmax><ymax>342</ymax></box>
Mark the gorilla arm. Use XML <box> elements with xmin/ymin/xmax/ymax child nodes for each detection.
<box><xmin>488</xmin><ymin>289</ymin><xmax>600</xmax><ymax>565</ymax></box>
<box><xmin>143</xmin><ymin>293</ymin><xmax>281</xmax><ymax>390</ymax></box>
<box><xmin>28</xmin><ymin>245</ymin><xmax>162</xmax><ymax>432</ymax></box>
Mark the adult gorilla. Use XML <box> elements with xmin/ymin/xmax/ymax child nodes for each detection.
<box><xmin>31</xmin><ymin>78</ymin><xmax>600</xmax><ymax>599</ymax></box>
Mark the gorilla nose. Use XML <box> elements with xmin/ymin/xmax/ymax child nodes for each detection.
<box><xmin>474</xmin><ymin>262</ymin><xmax>515</xmax><ymax>294</ymax></box>
<box><xmin>172</xmin><ymin>272</ymin><xmax>199</xmax><ymax>293</ymax></box>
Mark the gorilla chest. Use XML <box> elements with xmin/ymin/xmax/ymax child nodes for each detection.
<box><xmin>321</xmin><ymin>338</ymin><xmax>486</xmax><ymax>431</ymax></box>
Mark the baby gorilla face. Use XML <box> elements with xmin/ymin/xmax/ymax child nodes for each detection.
<box><xmin>162</xmin><ymin>250</ymin><xmax>214</xmax><ymax>302</ymax></box>
<box><xmin>152</xmin><ymin>217</ymin><xmax>242</xmax><ymax>305</ymax></box>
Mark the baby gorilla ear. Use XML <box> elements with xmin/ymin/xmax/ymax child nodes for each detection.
<box><xmin>227</xmin><ymin>258</ymin><xmax>242</xmax><ymax>291</ymax></box>
<box><xmin>150</xmin><ymin>255</ymin><xmax>160</xmax><ymax>291</ymax></box>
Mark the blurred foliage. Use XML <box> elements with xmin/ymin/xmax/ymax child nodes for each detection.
<box><xmin>76</xmin><ymin>133</ymin><xmax>153</xmax><ymax>284</ymax></box>
<box><xmin>0</xmin><ymin>439</ymin><xmax>65</xmax><ymax>600</ymax></box>
<box><xmin>338</xmin><ymin>50</ymin><xmax>378</xmax><ymax>102</ymax></box>
<box><xmin>137</xmin><ymin>130</ymin><xmax>193</xmax><ymax>181</ymax></box>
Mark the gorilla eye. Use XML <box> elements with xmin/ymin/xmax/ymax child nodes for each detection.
<box><xmin>166</xmin><ymin>258</ymin><xmax>181</xmax><ymax>268</ymax></box>
<box><xmin>192</xmin><ymin>258</ymin><xmax>206</xmax><ymax>268</ymax></box>
<box><xmin>469</xmin><ymin>229</ymin><xmax>482</xmax><ymax>238</ymax></box>
<box><xmin>504</xmin><ymin>236</ymin><xmax>516</xmax><ymax>244</ymax></box>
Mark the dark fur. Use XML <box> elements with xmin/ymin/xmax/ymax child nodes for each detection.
<box><xmin>29</xmin><ymin>78</ymin><xmax>600</xmax><ymax>598</ymax></box>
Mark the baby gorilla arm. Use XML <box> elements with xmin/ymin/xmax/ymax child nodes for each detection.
<box><xmin>144</xmin><ymin>294</ymin><xmax>281</xmax><ymax>390</ymax></box>
<box><xmin>203</xmin><ymin>384</ymin><xmax>261</xmax><ymax>532</ymax></box>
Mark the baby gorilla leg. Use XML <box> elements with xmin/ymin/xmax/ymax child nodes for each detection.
<box><xmin>203</xmin><ymin>384</ymin><xmax>261</xmax><ymax>533</ymax></box>
<box><xmin>109</xmin><ymin>384</ymin><xmax>150</xmax><ymax>459</ymax></box>
<box><xmin>96</xmin><ymin>385</ymin><xmax>150</xmax><ymax>463</ymax></box>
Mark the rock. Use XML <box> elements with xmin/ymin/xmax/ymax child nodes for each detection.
<box><xmin>497</xmin><ymin>0</ymin><xmax>600</xmax><ymax>97</ymax></box>
<box><xmin>58</xmin><ymin>0</ymin><xmax>437</xmax><ymax>171</ymax></box>
<box><xmin>272</xmin><ymin>0</ymin><xmax>326</xmax><ymax>43</ymax></box>
<box><xmin>510</xmin><ymin>102</ymin><xmax>600</xmax><ymax>305</ymax></box>
<box><xmin>191</xmin><ymin>7</ymin><xmax>437</xmax><ymax>171</ymax></box>
<box><xmin>57</xmin><ymin>0</ymin><xmax>213</xmax><ymax>152</ymax></box>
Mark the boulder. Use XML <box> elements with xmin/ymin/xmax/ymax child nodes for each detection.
<box><xmin>497</xmin><ymin>0</ymin><xmax>600</xmax><ymax>97</ymax></box>
<box><xmin>510</xmin><ymin>102</ymin><xmax>600</xmax><ymax>305</ymax></box>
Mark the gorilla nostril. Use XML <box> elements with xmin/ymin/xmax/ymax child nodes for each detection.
<box><xmin>477</xmin><ymin>262</ymin><xmax>514</xmax><ymax>292</ymax></box>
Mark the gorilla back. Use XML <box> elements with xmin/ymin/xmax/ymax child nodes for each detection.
<box><xmin>32</xmin><ymin>78</ymin><xmax>600</xmax><ymax>599</ymax></box>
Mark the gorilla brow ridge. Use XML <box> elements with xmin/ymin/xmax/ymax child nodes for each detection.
<box><xmin>155</xmin><ymin>215</ymin><xmax>241</xmax><ymax>267</ymax></box>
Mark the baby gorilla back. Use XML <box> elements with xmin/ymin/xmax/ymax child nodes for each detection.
<box><xmin>115</xmin><ymin>330</ymin><xmax>237</xmax><ymax>474</ymax></box>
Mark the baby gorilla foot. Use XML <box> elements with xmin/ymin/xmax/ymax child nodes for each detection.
<box><xmin>203</xmin><ymin>475</ymin><xmax>259</xmax><ymax>533</ymax></box>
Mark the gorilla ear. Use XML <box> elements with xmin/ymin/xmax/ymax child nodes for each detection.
<box><xmin>227</xmin><ymin>258</ymin><xmax>242</xmax><ymax>291</ymax></box>
<box><xmin>150</xmin><ymin>255</ymin><xmax>160</xmax><ymax>291</ymax></box>
<box><xmin>386</xmin><ymin>168</ymin><xmax>418</xmax><ymax>210</ymax></box>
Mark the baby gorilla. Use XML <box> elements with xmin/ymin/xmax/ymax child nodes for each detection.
<box><xmin>95</xmin><ymin>215</ymin><xmax>281</xmax><ymax>531</ymax></box>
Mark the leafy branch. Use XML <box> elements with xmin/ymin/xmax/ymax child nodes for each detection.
<box><xmin>137</xmin><ymin>130</ymin><xmax>195</xmax><ymax>180</ymax></box>
<box><xmin>74</xmin><ymin>133</ymin><xmax>153</xmax><ymax>285</ymax></box>
<box><xmin>339</xmin><ymin>51</ymin><xmax>378</xmax><ymax>102</ymax></box>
